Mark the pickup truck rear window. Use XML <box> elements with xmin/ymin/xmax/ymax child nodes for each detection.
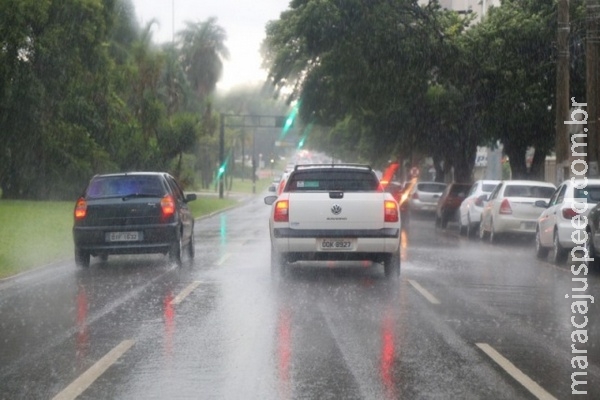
<box><xmin>285</xmin><ymin>170</ymin><xmax>380</xmax><ymax>192</ymax></box>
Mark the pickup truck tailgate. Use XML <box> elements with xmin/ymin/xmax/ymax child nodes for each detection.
<box><xmin>287</xmin><ymin>192</ymin><xmax>388</xmax><ymax>230</ymax></box>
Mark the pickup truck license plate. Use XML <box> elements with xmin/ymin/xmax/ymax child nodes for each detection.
<box><xmin>106</xmin><ymin>231</ymin><xmax>142</xmax><ymax>242</ymax></box>
<box><xmin>319</xmin><ymin>238</ymin><xmax>355</xmax><ymax>250</ymax></box>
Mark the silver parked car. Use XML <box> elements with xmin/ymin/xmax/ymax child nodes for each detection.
<box><xmin>408</xmin><ymin>181</ymin><xmax>447</xmax><ymax>213</ymax></box>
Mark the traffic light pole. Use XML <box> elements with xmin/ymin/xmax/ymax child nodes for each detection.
<box><xmin>218</xmin><ymin>112</ymin><xmax>299</xmax><ymax>199</ymax></box>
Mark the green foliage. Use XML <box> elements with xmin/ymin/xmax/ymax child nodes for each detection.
<box><xmin>0</xmin><ymin>0</ymin><xmax>230</xmax><ymax>200</ymax></box>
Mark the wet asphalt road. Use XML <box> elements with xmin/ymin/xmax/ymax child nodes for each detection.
<box><xmin>1</xmin><ymin>195</ymin><xmax>599</xmax><ymax>399</ymax></box>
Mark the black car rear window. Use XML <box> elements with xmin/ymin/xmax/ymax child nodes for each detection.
<box><xmin>86</xmin><ymin>176</ymin><xmax>165</xmax><ymax>199</ymax></box>
<box><xmin>504</xmin><ymin>185</ymin><xmax>555</xmax><ymax>198</ymax></box>
<box><xmin>285</xmin><ymin>170</ymin><xmax>380</xmax><ymax>191</ymax></box>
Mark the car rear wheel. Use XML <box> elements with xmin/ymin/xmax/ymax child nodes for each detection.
<box><xmin>75</xmin><ymin>247</ymin><xmax>90</xmax><ymax>268</ymax></box>
<box><xmin>479</xmin><ymin>220</ymin><xmax>488</xmax><ymax>240</ymax></box>
<box><xmin>553</xmin><ymin>230</ymin><xmax>568</xmax><ymax>264</ymax></box>
<box><xmin>270</xmin><ymin>243</ymin><xmax>289</xmax><ymax>278</ymax></box>
<box><xmin>535</xmin><ymin>229</ymin><xmax>549</xmax><ymax>259</ymax></box>
<box><xmin>383</xmin><ymin>250</ymin><xmax>400</xmax><ymax>279</ymax></box>
<box><xmin>169</xmin><ymin>235</ymin><xmax>183</xmax><ymax>266</ymax></box>
<box><xmin>187</xmin><ymin>230</ymin><xmax>195</xmax><ymax>260</ymax></box>
<box><xmin>585</xmin><ymin>231</ymin><xmax>600</xmax><ymax>269</ymax></box>
<box><xmin>489</xmin><ymin>221</ymin><xmax>500</xmax><ymax>243</ymax></box>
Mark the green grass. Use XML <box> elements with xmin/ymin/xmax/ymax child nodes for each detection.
<box><xmin>0</xmin><ymin>177</ymin><xmax>271</xmax><ymax>279</ymax></box>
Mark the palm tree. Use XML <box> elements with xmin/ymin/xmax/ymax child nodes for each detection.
<box><xmin>177</xmin><ymin>17</ymin><xmax>229</xmax><ymax>100</ymax></box>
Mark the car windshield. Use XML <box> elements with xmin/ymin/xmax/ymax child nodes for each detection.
<box><xmin>86</xmin><ymin>176</ymin><xmax>164</xmax><ymax>199</ymax></box>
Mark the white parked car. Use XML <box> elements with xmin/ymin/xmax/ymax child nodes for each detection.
<box><xmin>535</xmin><ymin>179</ymin><xmax>600</xmax><ymax>263</ymax></box>
<box><xmin>479</xmin><ymin>180</ymin><xmax>556</xmax><ymax>242</ymax></box>
<box><xmin>458</xmin><ymin>179</ymin><xmax>500</xmax><ymax>237</ymax></box>
<box><xmin>408</xmin><ymin>181</ymin><xmax>447</xmax><ymax>213</ymax></box>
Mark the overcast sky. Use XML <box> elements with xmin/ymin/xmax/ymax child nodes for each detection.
<box><xmin>130</xmin><ymin>0</ymin><xmax>290</xmax><ymax>92</ymax></box>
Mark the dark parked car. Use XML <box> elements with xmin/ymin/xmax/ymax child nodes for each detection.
<box><xmin>72</xmin><ymin>172</ymin><xmax>197</xmax><ymax>267</ymax></box>
<box><xmin>435</xmin><ymin>182</ymin><xmax>472</xmax><ymax>228</ymax></box>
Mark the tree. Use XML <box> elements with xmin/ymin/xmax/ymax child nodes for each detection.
<box><xmin>177</xmin><ymin>18</ymin><xmax>229</xmax><ymax>101</ymax></box>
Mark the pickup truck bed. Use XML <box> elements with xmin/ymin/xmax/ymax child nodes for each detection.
<box><xmin>264</xmin><ymin>164</ymin><xmax>401</xmax><ymax>278</ymax></box>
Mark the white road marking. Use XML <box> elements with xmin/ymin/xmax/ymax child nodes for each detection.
<box><xmin>216</xmin><ymin>253</ymin><xmax>231</xmax><ymax>265</ymax></box>
<box><xmin>52</xmin><ymin>339</ymin><xmax>135</xmax><ymax>400</ymax></box>
<box><xmin>408</xmin><ymin>279</ymin><xmax>440</xmax><ymax>304</ymax></box>
<box><xmin>476</xmin><ymin>343</ymin><xmax>557</xmax><ymax>400</ymax></box>
<box><xmin>170</xmin><ymin>281</ymin><xmax>202</xmax><ymax>305</ymax></box>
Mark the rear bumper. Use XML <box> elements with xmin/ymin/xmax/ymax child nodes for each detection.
<box><xmin>493</xmin><ymin>216</ymin><xmax>537</xmax><ymax>235</ymax></box>
<box><xmin>73</xmin><ymin>223</ymin><xmax>179</xmax><ymax>255</ymax></box>
<box><xmin>271</xmin><ymin>228</ymin><xmax>400</xmax><ymax>257</ymax></box>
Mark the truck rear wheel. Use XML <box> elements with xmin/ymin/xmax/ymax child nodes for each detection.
<box><xmin>383</xmin><ymin>250</ymin><xmax>400</xmax><ymax>279</ymax></box>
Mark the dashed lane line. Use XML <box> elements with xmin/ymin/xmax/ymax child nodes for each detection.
<box><xmin>216</xmin><ymin>253</ymin><xmax>232</xmax><ymax>266</ymax></box>
<box><xmin>170</xmin><ymin>281</ymin><xmax>202</xmax><ymax>305</ymax></box>
<box><xmin>408</xmin><ymin>279</ymin><xmax>441</xmax><ymax>304</ymax></box>
<box><xmin>476</xmin><ymin>343</ymin><xmax>558</xmax><ymax>400</ymax></box>
<box><xmin>52</xmin><ymin>339</ymin><xmax>135</xmax><ymax>400</ymax></box>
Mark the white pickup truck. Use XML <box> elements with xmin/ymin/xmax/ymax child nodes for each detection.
<box><xmin>264</xmin><ymin>164</ymin><xmax>401</xmax><ymax>278</ymax></box>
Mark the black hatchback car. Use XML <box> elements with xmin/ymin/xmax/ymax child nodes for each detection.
<box><xmin>72</xmin><ymin>172</ymin><xmax>196</xmax><ymax>267</ymax></box>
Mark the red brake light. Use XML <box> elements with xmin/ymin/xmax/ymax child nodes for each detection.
<box><xmin>384</xmin><ymin>200</ymin><xmax>399</xmax><ymax>223</ymax></box>
<box><xmin>274</xmin><ymin>200</ymin><xmax>289</xmax><ymax>222</ymax></box>
<box><xmin>74</xmin><ymin>198</ymin><xmax>87</xmax><ymax>219</ymax></box>
<box><xmin>161</xmin><ymin>195</ymin><xmax>175</xmax><ymax>217</ymax></box>
<box><xmin>563</xmin><ymin>208</ymin><xmax>578</xmax><ymax>219</ymax></box>
<box><xmin>499</xmin><ymin>199</ymin><xmax>512</xmax><ymax>214</ymax></box>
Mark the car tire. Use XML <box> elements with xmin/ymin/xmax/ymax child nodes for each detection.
<box><xmin>458</xmin><ymin>217</ymin><xmax>467</xmax><ymax>236</ymax></box>
<box><xmin>440</xmin><ymin>213</ymin><xmax>449</xmax><ymax>229</ymax></box>
<box><xmin>169</xmin><ymin>235</ymin><xmax>183</xmax><ymax>266</ymax></box>
<box><xmin>383</xmin><ymin>250</ymin><xmax>401</xmax><ymax>279</ymax></box>
<box><xmin>479</xmin><ymin>220</ymin><xmax>488</xmax><ymax>240</ymax></box>
<box><xmin>535</xmin><ymin>229</ymin><xmax>549</xmax><ymax>259</ymax></box>
<box><xmin>187</xmin><ymin>229</ymin><xmax>195</xmax><ymax>260</ymax></box>
<box><xmin>489</xmin><ymin>221</ymin><xmax>500</xmax><ymax>243</ymax></box>
<box><xmin>270</xmin><ymin>243</ymin><xmax>289</xmax><ymax>278</ymax></box>
<box><xmin>75</xmin><ymin>247</ymin><xmax>90</xmax><ymax>268</ymax></box>
<box><xmin>553</xmin><ymin>230</ymin><xmax>568</xmax><ymax>264</ymax></box>
<box><xmin>585</xmin><ymin>230</ymin><xmax>600</xmax><ymax>269</ymax></box>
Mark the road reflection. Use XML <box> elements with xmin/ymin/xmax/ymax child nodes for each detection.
<box><xmin>76</xmin><ymin>285</ymin><xmax>89</xmax><ymax>370</ymax></box>
<box><xmin>273</xmin><ymin>270</ymin><xmax>404</xmax><ymax>399</ymax></box>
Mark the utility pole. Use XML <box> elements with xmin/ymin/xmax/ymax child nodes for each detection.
<box><xmin>588</xmin><ymin>0</ymin><xmax>600</xmax><ymax>176</ymax></box>
<box><xmin>555</xmin><ymin>0</ymin><xmax>570</xmax><ymax>182</ymax></box>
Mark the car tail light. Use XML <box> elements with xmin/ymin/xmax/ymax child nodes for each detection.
<box><xmin>74</xmin><ymin>198</ymin><xmax>87</xmax><ymax>219</ymax></box>
<box><xmin>562</xmin><ymin>208</ymin><xmax>578</xmax><ymax>219</ymax></box>
<box><xmin>499</xmin><ymin>199</ymin><xmax>512</xmax><ymax>214</ymax></box>
<box><xmin>274</xmin><ymin>200</ymin><xmax>289</xmax><ymax>222</ymax></box>
<box><xmin>161</xmin><ymin>195</ymin><xmax>176</xmax><ymax>217</ymax></box>
<box><xmin>384</xmin><ymin>200</ymin><xmax>399</xmax><ymax>222</ymax></box>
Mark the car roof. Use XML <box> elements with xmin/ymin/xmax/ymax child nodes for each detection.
<box><xmin>92</xmin><ymin>172</ymin><xmax>169</xmax><ymax>178</ymax></box>
<box><xmin>501</xmin><ymin>180</ymin><xmax>555</xmax><ymax>187</ymax></box>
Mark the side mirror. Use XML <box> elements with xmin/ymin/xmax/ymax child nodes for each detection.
<box><xmin>264</xmin><ymin>195</ymin><xmax>278</xmax><ymax>205</ymax></box>
<box><xmin>534</xmin><ymin>200</ymin><xmax>548</xmax><ymax>208</ymax></box>
<box><xmin>185</xmin><ymin>193</ymin><xmax>197</xmax><ymax>202</ymax></box>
